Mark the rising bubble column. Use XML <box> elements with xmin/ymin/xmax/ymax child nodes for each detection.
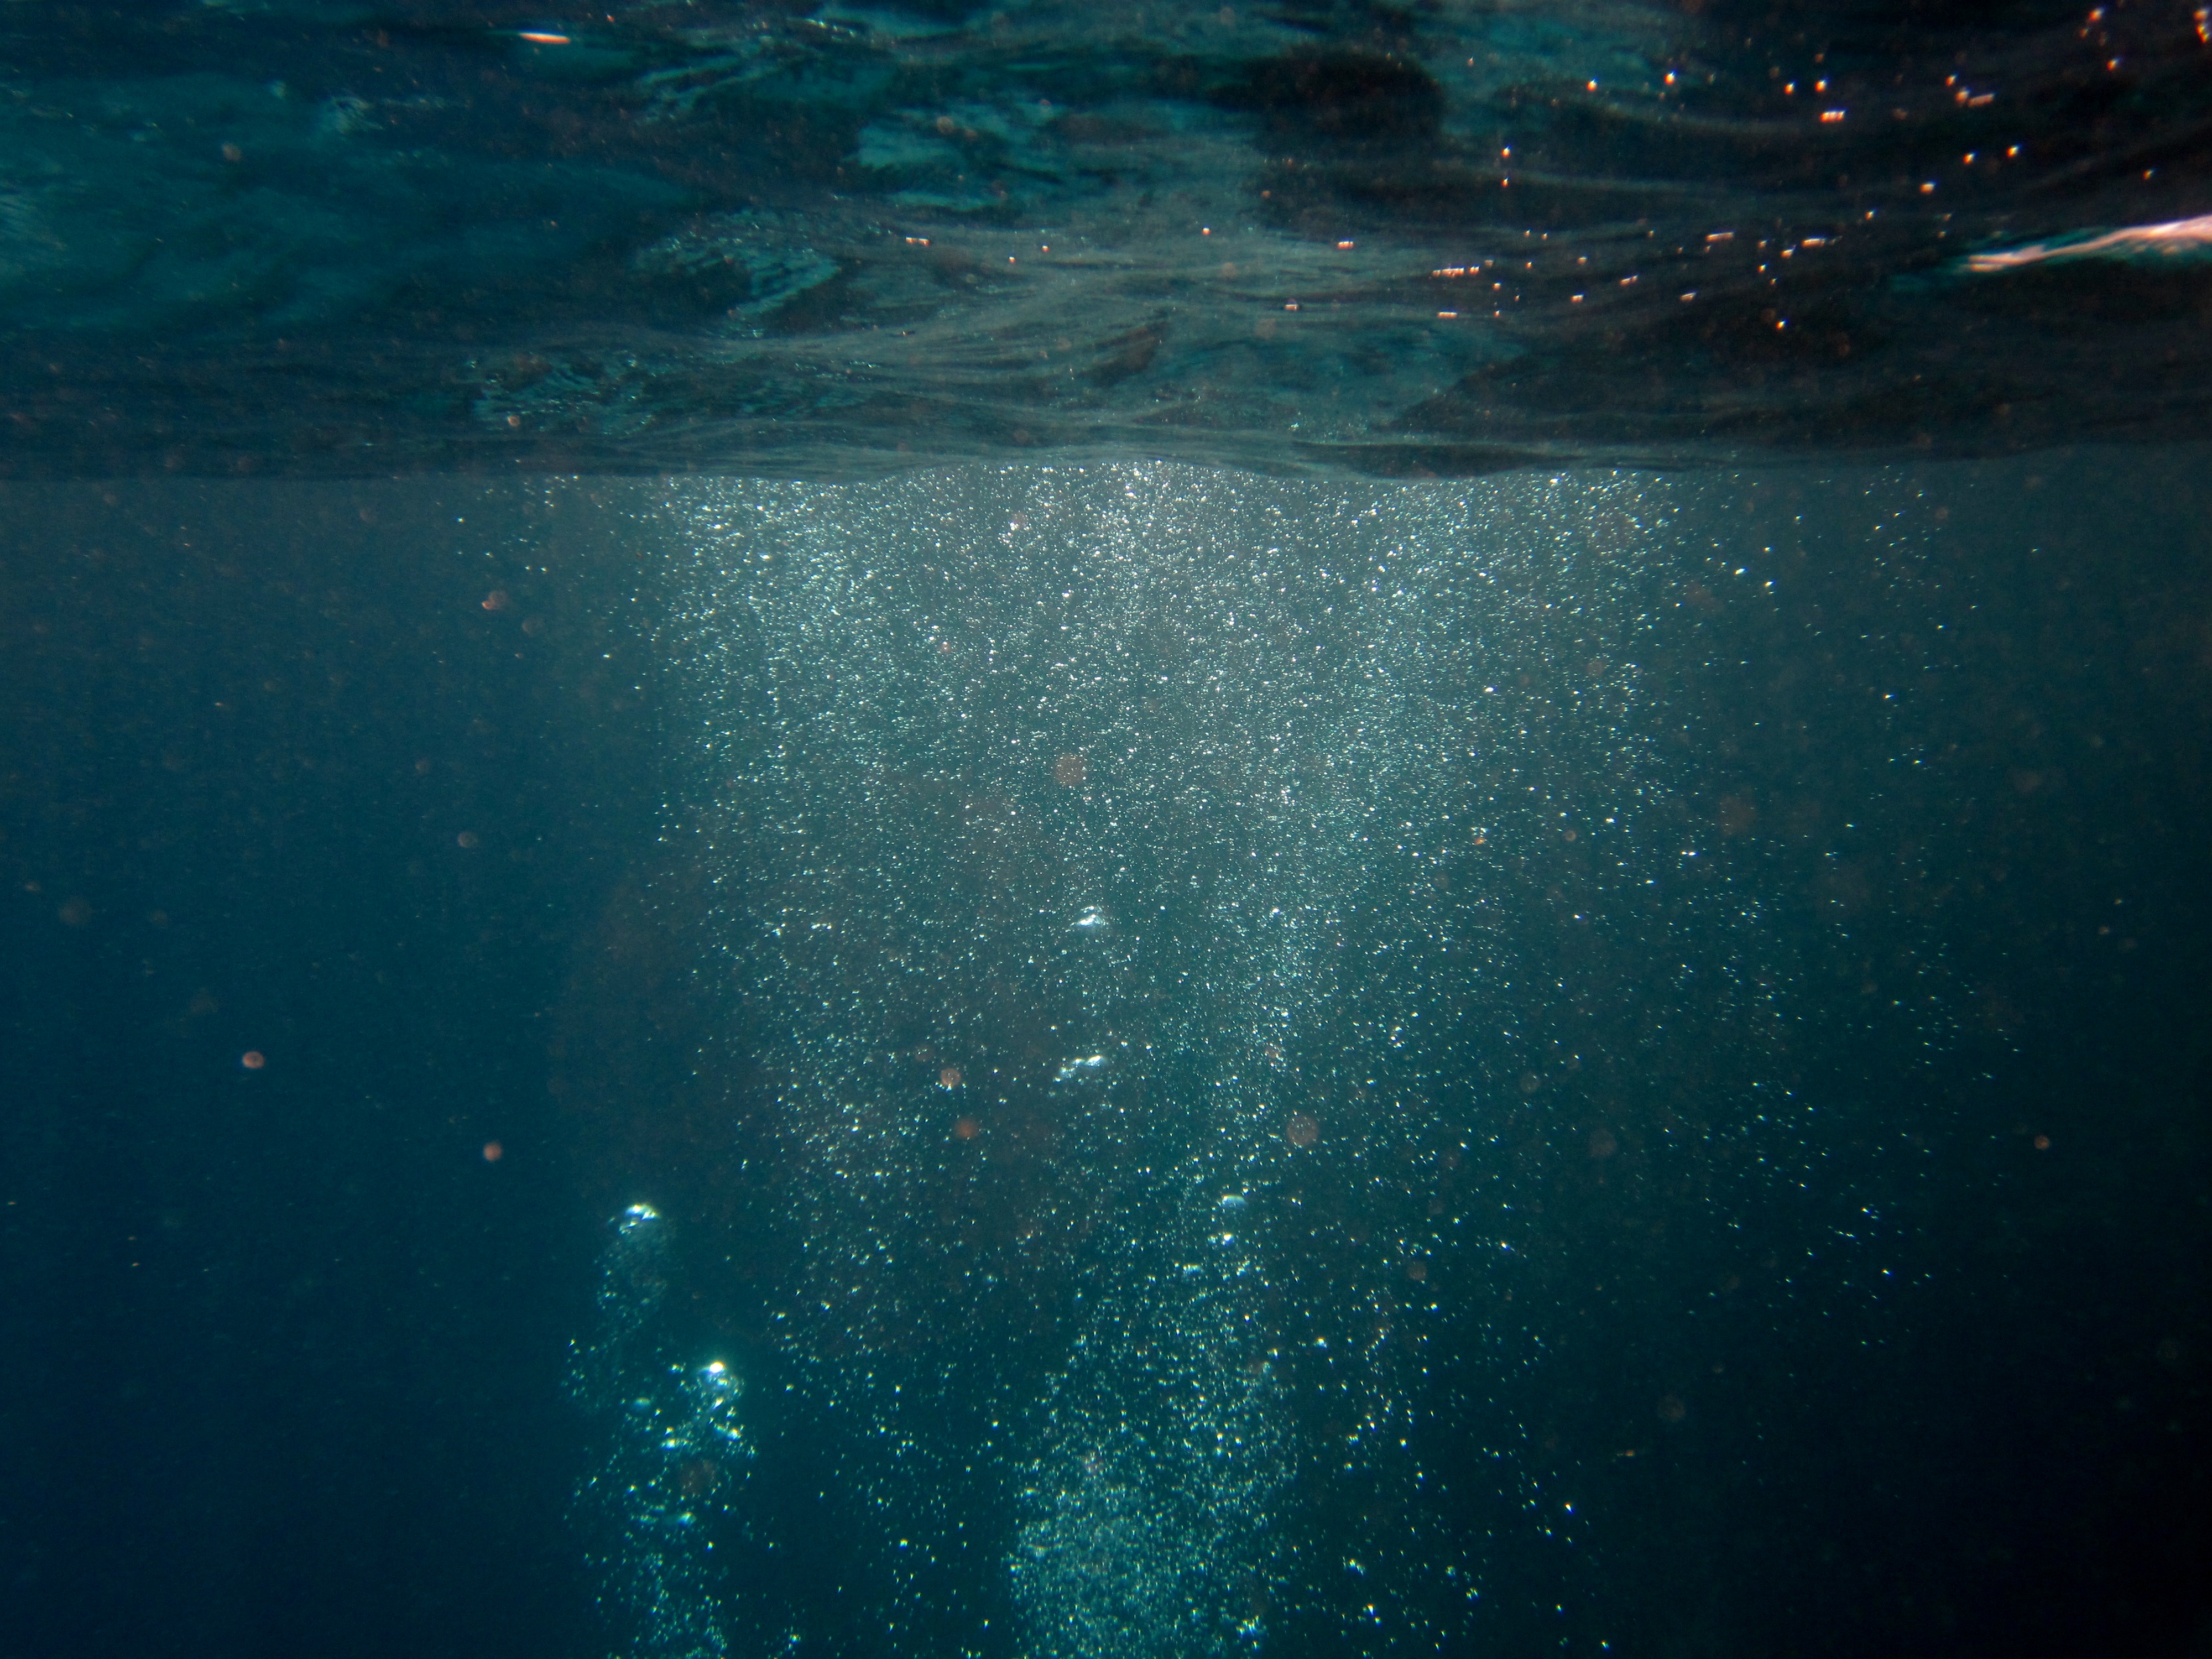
<box><xmin>570</xmin><ymin>1204</ymin><xmax>753</xmax><ymax>1659</ymax></box>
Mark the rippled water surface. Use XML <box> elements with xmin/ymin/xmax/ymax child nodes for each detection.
<box><xmin>4</xmin><ymin>0</ymin><xmax>2209</xmax><ymax>474</ymax></box>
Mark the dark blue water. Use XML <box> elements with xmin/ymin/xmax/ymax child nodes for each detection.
<box><xmin>4</xmin><ymin>4</ymin><xmax>2211</xmax><ymax>1658</ymax></box>
<box><xmin>4</xmin><ymin>455</ymin><xmax>2208</xmax><ymax>1659</ymax></box>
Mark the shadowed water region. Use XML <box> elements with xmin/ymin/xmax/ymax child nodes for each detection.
<box><xmin>3</xmin><ymin>0</ymin><xmax>2211</xmax><ymax>477</ymax></box>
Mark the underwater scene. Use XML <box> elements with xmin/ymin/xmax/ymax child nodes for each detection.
<box><xmin>3</xmin><ymin>6</ymin><xmax>2210</xmax><ymax>1659</ymax></box>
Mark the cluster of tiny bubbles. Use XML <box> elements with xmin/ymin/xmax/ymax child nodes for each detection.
<box><xmin>646</xmin><ymin>461</ymin><xmax>1813</xmax><ymax>1655</ymax></box>
<box><xmin>568</xmin><ymin>1204</ymin><xmax>754</xmax><ymax>1659</ymax></box>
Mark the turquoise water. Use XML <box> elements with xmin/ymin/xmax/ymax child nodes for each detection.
<box><xmin>3</xmin><ymin>1</ymin><xmax>2208</xmax><ymax>476</ymax></box>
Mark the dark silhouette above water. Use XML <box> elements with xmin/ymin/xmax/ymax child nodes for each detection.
<box><xmin>4</xmin><ymin>0</ymin><xmax>2208</xmax><ymax>477</ymax></box>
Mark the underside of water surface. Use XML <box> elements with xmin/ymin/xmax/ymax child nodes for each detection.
<box><xmin>4</xmin><ymin>0</ymin><xmax>2210</xmax><ymax>477</ymax></box>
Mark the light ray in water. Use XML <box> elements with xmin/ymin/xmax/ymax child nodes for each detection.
<box><xmin>1965</xmin><ymin>214</ymin><xmax>2212</xmax><ymax>273</ymax></box>
<box><xmin>649</xmin><ymin>462</ymin><xmax>1731</xmax><ymax>1653</ymax></box>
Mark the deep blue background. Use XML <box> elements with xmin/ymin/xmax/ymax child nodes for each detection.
<box><xmin>0</xmin><ymin>479</ymin><xmax>658</xmax><ymax>1658</ymax></box>
<box><xmin>1</xmin><ymin>460</ymin><xmax>2206</xmax><ymax>1658</ymax></box>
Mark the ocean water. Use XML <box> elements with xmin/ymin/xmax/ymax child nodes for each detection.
<box><xmin>3</xmin><ymin>7</ymin><xmax>2211</xmax><ymax>1659</ymax></box>
<box><xmin>4</xmin><ymin>0</ymin><xmax>2210</xmax><ymax>476</ymax></box>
